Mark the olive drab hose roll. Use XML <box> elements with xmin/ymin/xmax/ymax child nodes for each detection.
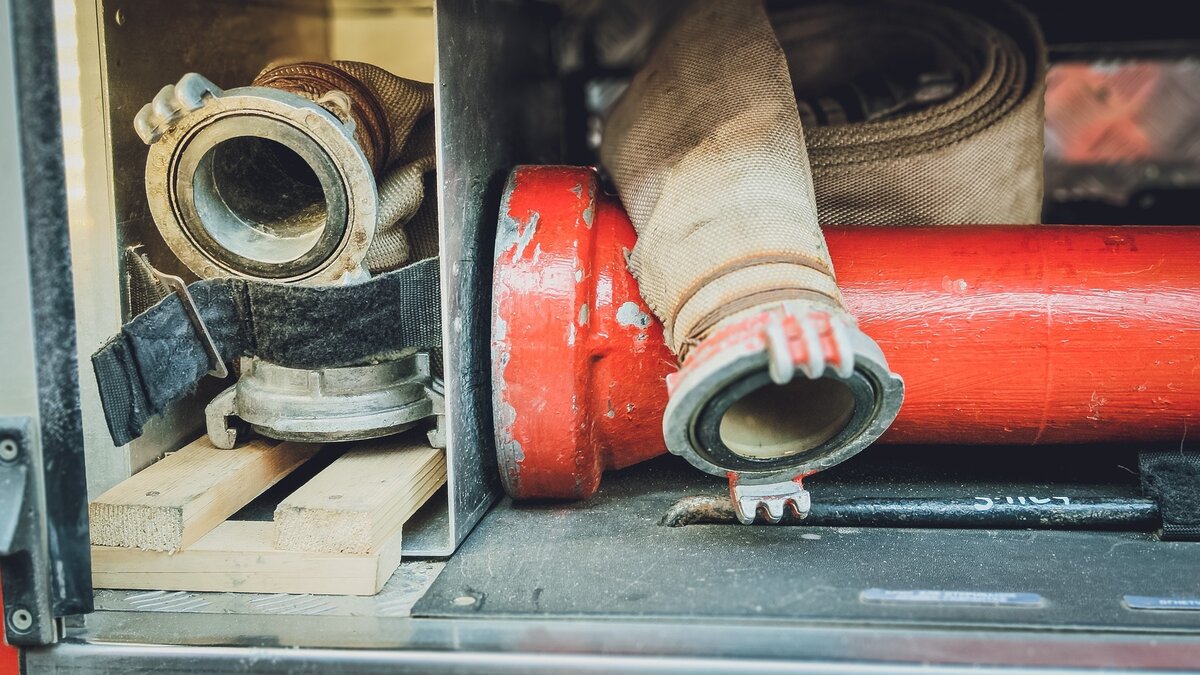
<box><xmin>600</xmin><ymin>0</ymin><xmax>1045</xmax><ymax>523</ymax></box>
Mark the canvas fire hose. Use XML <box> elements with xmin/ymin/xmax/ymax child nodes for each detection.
<box><xmin>587</xmin><ymin>0</ymin><xmax>1046</xmax><ymax>522</ymax></box>
<box><xmin>491</xmin><ymin>166</ymin><xmax>1200</xmax><ymax>518</ymax></box>
<box><xmin>92</xmin><ymin>61</ymin><xmax>446</xmax><ymax>449</ymax></box>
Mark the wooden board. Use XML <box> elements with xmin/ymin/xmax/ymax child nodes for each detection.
<box><xmin>273</xmin><ymin>438</ymin><xmax>446</xmax><ymax>553</ymax></box>
<box><xmin>91</xmin><ymin>520</ymin><xmax>405</xmax><ymax>596</ymax></box>
<box><xmin>89</xmin><ymin>437</ymin><xmax>321</xmax><ymax>552</ymax></box>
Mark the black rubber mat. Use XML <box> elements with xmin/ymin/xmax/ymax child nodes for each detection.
<box><xmin>414</xmin><ymin>446</ymin><xmax>1200</xmax><ymax>630</ymax></box>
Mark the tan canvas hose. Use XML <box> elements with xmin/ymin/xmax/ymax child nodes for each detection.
<box><xmin>602</xmin><ymin>0</ymin><xmax>1045</xmax><ymax>354</ymax></box>
<box><xmin>600</xmin><ymin>0</ymin><xmax>1044</xmax><ymax>514</ymax></box>
<box><xmin>253</xmin><ymin>61</ymin><xmax>438</xmax><ymax>273</ymax></box>
<box><xmin>601</xmin><ymin>0</ymin><xmax>842</xmax><ymax>355</ymax></box>
<box><xmin>776</xmin><ymin>0</ymin><xmax>1046</xmax><ymax>225</ymax></box>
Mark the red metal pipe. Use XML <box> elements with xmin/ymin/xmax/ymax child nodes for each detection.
<box><xmin>492</xmin><ymin>166</ymin><xmax>1200</xmax><ymax>500</ymax></box>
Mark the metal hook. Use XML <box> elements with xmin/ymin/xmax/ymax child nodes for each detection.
<box><xmin>150</xmin><ymin>269</ymin><xmax>230</xmax><ymax>379</ymax></box>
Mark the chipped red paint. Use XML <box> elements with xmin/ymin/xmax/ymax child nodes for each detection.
<box><xmin>493</xmin><ymin>166</ymin><xmax>1200</xmax><ymax>500</ymax></box>
<box><xmin>0</xmin><ymin>577</ymin><xmax>15</xmax><ymax>674</ymax></box>
<box><xmin>670</xmin><ymin>308</ymin><xmax>848</xmax><ymax>396</ymax></box>
<box><xmin>492</xmin><ymin>166</ymin><xmax>676</xmax><ymax>499</ymax></box>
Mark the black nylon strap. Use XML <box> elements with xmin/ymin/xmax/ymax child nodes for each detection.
<box><xmin>1139</xmin><ymin>449</ymin><xmax>1200</xmax><ymax>541</ymax></box>
<box><xmin>92</xmin><ymin>257</ymin><xmax>442</xmax><ymax>447</ymax></box>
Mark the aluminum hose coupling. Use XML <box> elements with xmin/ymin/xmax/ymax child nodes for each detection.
<box><xmin>206</xmin><ymin>353</ymin><xmax>446</xmax><ymax>451</ymax></box>
<box><xmin>135</xmin><ymin>72</ymin><xmax>376</xmax><ymax>285</ymax></box>
<box><xmin>131</xmin><ymin>68</ymin><xmax>445</xmax><ymax>451</ymax></box>
<box><xmin>664</xmin><ymin>305</ymin><xmax>904</xmax><ymax>524</ymax></box>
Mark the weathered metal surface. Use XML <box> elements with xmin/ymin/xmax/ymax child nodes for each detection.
<box><xmin>0</xmin><ymin>419</ymin><xmax>56</xmax><ymax>646</ymax></box>
<box><xmin>205</xmin><ymin>355</ymin><xmax>441</xmax><ymax>448</ymax></box>
<box><xmin>727</xmin><ymin>477</ymin><xmax>811</xmax><ymax>525</ymax></box>
<box><xmin>492</xmin><ymin>166</ymin><xmax>674</xmax><ymax>499</ymax></box>
<box><xmin>492</xmin><ymin>165</ymin><xmax>1200</xmax><ymax>500</ymax></box>
<box><xmin>661</xmin><ymin>494</ymin><xmax>1162</xmax><ymax>530</ymax></box>
<box><xmin>0</xmin><ymin>0</ymin><xmax>92</xmax><ymax>642</ymax></box>
<box><xmin>432</xmin><ymin>0</ymin><xmax>562</xmax><ymax>552</ymax></box>
<box><xmin>98</xmin><ymin>0</ymin><xmax>332</xmax><ymax>291</ymax></box>
<box><xmin>662</xmin><ymin>302</ymin><xmax>903</xmax><ymax>489</ymax></box>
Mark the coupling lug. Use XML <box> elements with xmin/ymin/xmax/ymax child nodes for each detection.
<box><xmin>135</xmin><ymin>73</ymin><xmax>223</xmax><ymax>145</ymax></box>
<box><xmin>729</xmin><ymin>475</ymin><xmax>811</xmax><ymax>525</ymax></box>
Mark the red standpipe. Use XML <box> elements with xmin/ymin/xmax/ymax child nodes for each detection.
<box><xmin>492</xmin><ymin>166</ymin><xmax>1200</xmax><ymax>500</ymax></box>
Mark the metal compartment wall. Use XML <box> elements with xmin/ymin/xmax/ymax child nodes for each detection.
<box><xmin>70</xmin><ymin>0</ymin><xmax>563</xmax><ymax>555</ymax></box>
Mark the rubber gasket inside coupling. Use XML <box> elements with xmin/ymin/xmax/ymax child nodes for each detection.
<box><xmin>145</xmin><ymin>86</ymin><xmax>377</xmax><ymax>285</ymax></box>
<box><xmin>662</xmin><ymin>316</ymin><xmax>904</xmax><ymax>485</ymax></box>
<box><xmin>691</xmin><ymin>368</ymin><xmax>880</xmax><ymax>475</ymax></box>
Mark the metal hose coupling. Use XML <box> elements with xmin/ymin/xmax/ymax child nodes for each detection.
<box><xmin>135</xmin><ymin>61</ymin><xmax>434</xmax><ymax>284</ymax></box>
<box><xmin>600</xmin><ymin>0</ymin><xmax>905</xmax><ymax>522</ymax></box>
<box><xmin>135</xmin><ymin>71</ymin><xmax>377</xmax><ymax>284</ymax></box>
<box><xmin>131</xmin><ymin>62</ymin><xmax>442</xmax><ymax>450</ymax></box>
<box><xmin>664</xmin><ymin>305</ymin><xmax>902</xmax><ymax>524</ymax></box>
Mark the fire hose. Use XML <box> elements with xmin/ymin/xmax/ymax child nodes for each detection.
<box><xmin>491</xmin><ymin>166</ymin><xmax>1200</xmax><ymax>518</ymax></box>
<box><xmin>93</xmin><ymin>61</ymin><xmax>445</xmax><ymax>448</ymax></box>
<box><xmin>594</xmin><ymin>0</ymin><xmax>1045</xmax><ymax>520</ymax></box>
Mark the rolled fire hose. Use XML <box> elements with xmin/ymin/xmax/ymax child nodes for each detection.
<box><xmin>93</xmin><ymin>62</ymin><xmax>443</xmax><ymax>447</ymax></box>
<box><xmin>775</xmin><ymin>0</ymin><xmax>1046</xmax><ymax>225</ymax></box>
<box><xmin>596</xmin><ymin>0</ymin><xmax>1044</xmax><ymax>521</ymax></box>
<box><xmin>491</xmin><ymin>166</ymin><xmax>1200</xmax><ymax>506</ymax></box>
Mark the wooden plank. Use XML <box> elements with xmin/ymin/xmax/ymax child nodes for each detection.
<box><xmin>273</xmin><ymin>439</ymin><xmax>446</xmax><ymax>554</ymax></box>
<box><xmin>91</xmin><ymin>519</ymin><xmax>405</xmax><ymax>596</ymax></box>
<box><xmin>89</xmin><ymin>437</ymin><xmax>321</xmax><ymax>552</ymax></box>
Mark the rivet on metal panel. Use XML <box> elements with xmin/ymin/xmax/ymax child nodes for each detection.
<box><xmin>8</xmin><ymin>607</ymin><xmax>33</xmax><ymax>633</ymax></box>
<box><xmin>0</xmin><ymin>439</ymin><xmax>18</xmax><ymax>462</ymax></box>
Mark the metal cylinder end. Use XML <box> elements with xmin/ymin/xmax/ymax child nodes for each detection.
<box><xmin>206</xmin><ymin>353</ymin><xmax>437</xmax><ymax>447</ymax></box>
<box><xmin>663</xmin><ymin>303</ymin><xmax>904</xmax><ymax>485</ymax></box>
<box><xmin>141</xmin><ymin>76</ymin><xmax>377</xmax><ymax>284</ymax></box>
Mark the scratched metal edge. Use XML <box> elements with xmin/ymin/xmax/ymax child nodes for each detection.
<box><xmin>91</xmin><ymin>561</ymin><xmax>446</xmax><ymax>617</ymax></box>
<box><xmin>12</xmin><ymin>0</ymin><xmax>94</xmax><ymax>618</ymax></box>
<box><xmin>433</xmin><ymin>0</ymin><xmax>563</xmax><ymax>554</ymax></box>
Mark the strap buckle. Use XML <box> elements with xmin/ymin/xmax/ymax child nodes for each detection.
<box><xmin>150</xmin><ymin>269</ymin><xmax>230</xmax><ymax>379</ymax></box>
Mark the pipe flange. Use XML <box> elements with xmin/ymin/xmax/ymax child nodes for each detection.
<box><xmin>206</xmin><ymin>353</ymin><xmax>436</xmax><ymax>447</ymax></box>
<box><xmin>663</xmin><ymin>304</ymin><xmax>904</xmax><ymax>485</ymax></box>
<box><xmin>138</xmin><ymin>73</ymin><xmax>376</xmax><ymax>284</ymax></box>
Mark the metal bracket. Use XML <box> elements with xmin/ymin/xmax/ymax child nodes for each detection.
<box><xmin>151</xmin><ymin>268</ymin><xmax>229</xmax><ymax>379</ymax></box>
<box><xmin>0</xmin><ymin>417</ymin><xmax>59</xmax><ymax>645</ymax></box>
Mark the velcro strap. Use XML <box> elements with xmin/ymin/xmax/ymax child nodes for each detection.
<box><xmin>1139</xmin><ymin>449</ymin><xmax>1200</xmax><ymax>541</ymax></box>
<box><xmin>92</xmin><ymin>257</ymin><xmax>442</xmax><ymax>447</ymax></box>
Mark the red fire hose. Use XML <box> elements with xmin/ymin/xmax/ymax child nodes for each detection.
<box><xmin>492</xmin><ymin>166</ymin><xmax>1200</xmax><ymax>500</ymax></box>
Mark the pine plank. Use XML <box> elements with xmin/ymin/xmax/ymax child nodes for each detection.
<box><xmin>89</xmin><ymin>437</ymin><xmax>321</xmax><ymax>552</ymax></box>
<box><xmin>91</xmin><ymin>519</ymin><xmax>405</xmax><ymax>596</ymax></box>
<box><xmin>273</xmin><ymin>439</ymin><xmax>446</xmax><ymax>554</ymax></box>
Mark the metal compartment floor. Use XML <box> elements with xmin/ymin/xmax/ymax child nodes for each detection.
<box><xmin>416</xmin><ymin>448</ymin><xmax>1200</xmax><ymax>632</ymax></box>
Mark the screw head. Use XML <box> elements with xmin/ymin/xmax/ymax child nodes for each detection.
<box><xmin>9</xmin><ymin>607</ymin><xmax>33</xmax><ymax>632</ymax></box>
<box><xmin>0</xmin><ymin>439</ymin><xmax>18</xmax><ymax>462</ymax></box>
